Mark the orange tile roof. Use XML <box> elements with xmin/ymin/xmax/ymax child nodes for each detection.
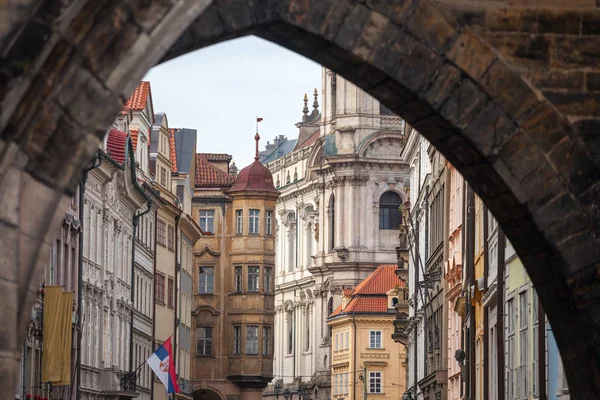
<box><xmin>169</xmin><ymin>128</ymin><xmax>178</xmax><ymax>173</ymax></box>
<box><xmin>343</xmin><ymin>288</ymin><xmax>353</xmax><ymax>296</ymax></box>
<box><xmin>195</xmin><ymin>154</ymin><xmax>235</xmax><ymax>188</ymax></box>
<box><xmin>198</xmin><ymin>153</ymin><xmax>232</xmax><ymax>163</ymax></box>
<box><xmin>130</xmin><ymin>129</ymin><xmax>139</xmax><ymax>152</ymax></box>
<box><xmin>124</xmin><ymin>81</ymin><xmax>152</xmax><ymax>112</ymax></box>
<box><xmin>105</xmin><ymin>129</ymin><xmax>127</xmax><ymax>165</ymax></box>
<box><xmin>296</xmin><ymin>129</ymin><xmax>320</xmax><ymax>150</ymax></box>
<box><xmin>353</xmin><ymin>264</ymin><xmax>403</xmax><ymax>295</ymax></box>
<box><xmin>329</xmin><ymin>265</ymin><xmax>404</xmax><ymax>317</ymax></box>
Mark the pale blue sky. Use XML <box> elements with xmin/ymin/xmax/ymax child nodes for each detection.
<box><xmin>144</xmin><ymin>35</ymin><xmax>321</xmax><ymax>169</ymax></box>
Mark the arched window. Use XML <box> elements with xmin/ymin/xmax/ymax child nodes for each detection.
<box><xmin>329</xmin><ymin>194</ymin><xmax>335</xmax><ymax>250</ymax></box>
<box><xmin>379</xmin><ymin>191</ymin><xmax>402</xmax><ymax>230</ymax></box>
<box><xmin>392</xmin><ymin>297</ymin><xmax>399</xmax><ymax>307</ymax></box>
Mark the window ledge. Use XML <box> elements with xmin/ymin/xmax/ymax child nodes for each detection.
<box><xmin>366</xmin><ymin>347</ymin><xmax>386</xmax><ymax>351</ymax></box>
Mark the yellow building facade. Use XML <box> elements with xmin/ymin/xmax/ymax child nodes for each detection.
<box><xmin>328</xmin><ymin>265</ymin><xmax>406</xmax><ymax>400</ymax></box>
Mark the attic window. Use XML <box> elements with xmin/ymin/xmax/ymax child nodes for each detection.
<box><xmin>392</xmin><ymin>297</ymin><xmax>399</xmax><ymax>307</ymax></box>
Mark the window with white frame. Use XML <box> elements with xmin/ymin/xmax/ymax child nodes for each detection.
<box><xmin>519</xmin><ymin>291</ymin><xmax>528</xmax><ymax>398</ymax></box>
<box><xmin>266</xmin><ymin>210</ymin><xmax>273</xmax><ymax>235</ymax></box>
<box><xmin>199</xmin><ymin>210</ymin><xmax>215</xmax><ymax>234</ymax></box>
<box><xmin>532</xmin><ymin>291</ymin><xmax>539</xmax><ymax>396</ymax></box>
<box><xmin>249</xmin><ymin>209</ymin><xmax>260</xmax><ymax>234</ymax></box>
<box><xmin>198</xmin><ymin>267</ymin><xmax>214</xmax><ymax>294</ymax></box>
<box><xmin>246</xmin><ymin>326</ymin><xmax>258</xmax><ymax>355</ymax></box>
<box><xmin>236</xmin><ymin>210</ymin><xmax>243</xmax><ymax>234</ymax></box>
<box><xmin>507</xmin><ymin>298</ymin><xmax>516</xmax><ymax>399</ymax></box>
<box><xmin>343</xmin><ymin>372</ymin><xmax>349</xmax><ymax>394</ymax></box>
<box><xmin>345</xmin><ymin>331</ymin><xmax>349</xmax><ymax>350</ymax></box>
<box><xmin>369</xmin><ymin>330</ymin><xmax>382</xmax><ymax>348</ymax></box>
<box><xmin>369</xmin><ymin>371</ymin><xmax>382</xmax><ymax>393</ymax></box>
<box><xmin>248</xmin><ymin>266</ymin><xmax>260</xmax><ymax>292</ymax></box>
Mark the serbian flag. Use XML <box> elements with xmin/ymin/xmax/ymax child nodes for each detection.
<box><xmin>147</xmin><ymin>337</ymin><xmax>180</xmax><ymax>393</ymax></box>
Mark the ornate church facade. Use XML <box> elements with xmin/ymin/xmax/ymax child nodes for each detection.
<box><xmin>267</xmin><ymin>67</ymin><xmax>411</xmax><ymax>400</ymax></box>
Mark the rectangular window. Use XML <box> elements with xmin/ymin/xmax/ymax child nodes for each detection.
<box><xmin>369</xmin><ymin>372</ymin><xmax>382</xmax><ymax>393</ymax></box>
<box><xmin>167</xmin><ymin>277</ymin><xmax>174</xmax><ymax>308</ymax></box>
<box><xmin>199</xmin><ymin>210</ymin><xmax>215</xmax><ymax>234</ymax></box>
<box><xmin>156</xmin><ymin>219</ymin><xmax>166</xmax><ymax>246</ymax></box>
<box><xmin>266</xmin><ymin>210</ymin><xmax>273</xmax><ymax>235</ymax></box>
<box><xmin>249</xmin><ymin>209</ymin><xmax>260</xmax><ymax>234</ymax></box>
<box><xmin>248</xmin><ymin>266</ymin><xmax>260</xmax><ymax>292</ymax></box>
<box><xmin>233</xmin><ymin>326</ymin><xmax>241</xmax><ymax>355</ymax></box>
<box><xmin>197</xmin><ymin>327</ymin><xmax>212</xmax><ymax>356</ymax></box>
<box><xmin>263</xmin><ymin>326</ymin><xmax>271</xmax><ymax>355</ymax></box>
<box><xmin>167</xmin><ymin>225</ymin><xmax>174</xmax><ymax>250</ymax></box>
<box><xmin>519</xmin><ymin>291</ymin><xmax>528</xmax><ymax>397</ymax></box>
<box><xmin>344</xmin><ymin>373</ymin><xmax>349</xmax><ymax>394</ymax></box>
<box><xmin>264</xmin><ymin>266</ymin><xmax>272</xmax><ymax>293</ymax></box>
<box><xmin>369</xmin><ymin>330</ymin><xmax>382</xmax><ymax>348</ymax></box>
<box><xmin>234</xmin><ymin>266</ymin><xmax>242</xmax><ymax>292</ymax></box>
<box><xmin>507</xmin><ymin>298</ymin><xmax>516</xmax><ymax>399</ymax></box>
<box><xmin>345</xmin><ymin>331</ymin><xmax>349</xmax><ymax>350</ymax></box>
<box><xmin>198</xmin><ymin>267</ymin><xmax>214</xmax><ymax>294</ymax></box>
<box><xmin>334</xmin><ymin>374</ymin><xmax>339</xmax><ymax>396</ymax></box>
<box><xmin>236</xmin><ymin>210</ymin><xmax>243</xmax><ymax>234</ymax></box>
<box><xmin>246</xmin><ymin>326</ymin><xmax>258</xmax><ymax>355</ymax></box>
<box><xmin>155</xmin><ymin>274</ymin><xmax>165</xmax><ymax>304</ymax></box>
<box><xmin>532</xmin><ymin>291</ymin><xmax>539</xmax><ymax>396</ymax></box>
<box><xmin>160</xmin><ymin>167</ymin><xmax>166</xmax><ymax>186</ymax></box>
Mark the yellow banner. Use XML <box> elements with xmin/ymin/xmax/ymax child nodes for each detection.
<box><xmin>41</xmin><ymin>287</ymin><xmax>73</xmax><ymax>384</ymax></box>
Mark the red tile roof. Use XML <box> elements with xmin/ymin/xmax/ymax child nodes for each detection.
<box><xmin>198</xmin><ymin>153</ymin><xmax>232</xmax><ymax>163</ymax></box>
<box><xmin>169</xmin><ymin>128</ymin><xmax>178</xmax><ymax>173</ymax></box>
<box><xmin>329</xmin><ymin>265</ymin><xmax>404</xmax><ymax>317</ymax></box>
<box><xmin>195</xmin><ymin>154</ymin><xmax>235</xmax><ymax>188</ymax></box>
<box><xmin>106</xmin><ymin>128</ymin><xmax>127</xmax><ymax>165</ymax></box>
<box><xmin>295</xmin><ymin>129</ymin><xmax>320</xmax><ymax>150</ymax></box>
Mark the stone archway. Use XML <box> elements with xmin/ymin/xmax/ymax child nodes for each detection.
<box><xmin>1</xmin><ymin>1</ymin><xmax>600</xmax><ymax>398</ymax></box>
<box><xmin>193</xmin><ymin>388</ymin><xmax>224</xmax><ymax>400</ymax></box>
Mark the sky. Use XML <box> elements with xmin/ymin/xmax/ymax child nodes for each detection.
<box><xmin>144</xmin><ymin>35</ymin><xmax>322</xmax><ymax>169</ymax></box>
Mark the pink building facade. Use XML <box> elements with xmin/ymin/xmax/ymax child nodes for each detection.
<box><xmin>445</xmin><ymin>164</ymin><xmax>463</xmax><ymax>400</ymax></box>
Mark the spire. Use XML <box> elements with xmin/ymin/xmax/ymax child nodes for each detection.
<box><xmin>313</xmin><ymin>88</ymin><xmax>319</xmax><ymax>112</ymax></box>
<box><xmin>254</xmin><ymin>133</ymin><xmax>260</xmax><ymax>161</ymax></box>
<box><xmin>302</xmin><ymin>93</ymin><xmax>309</xmax><ymax>121</ymax></box>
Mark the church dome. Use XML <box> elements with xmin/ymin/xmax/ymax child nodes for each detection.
<box><xmin>228</xmin><ymin>133</ymin><xmax>278</xmax><ymax>193</ymax></box>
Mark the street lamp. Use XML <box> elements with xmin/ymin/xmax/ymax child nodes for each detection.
<box><xmin>274</xmin><ymin>382</ymin><xmax>282</xmax><ymax>400</ymax></box>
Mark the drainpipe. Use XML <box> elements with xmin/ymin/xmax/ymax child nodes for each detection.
<box><xmin>413</xmin><ymin>213</ymin><xmax>419</xmax><ymax>397</ymax></box>
<box><xmin>483</xmin><ymin>206</ymin><xmax>489</xmax><ymax>399</ymax></box>
<box><xmin>460</xmin><ymin>178</ymin><xmax>466</xmax><ymax>399</ymax></box>
<box><xmin>352</xmin><ymin>314</ymin><xmax>357</xmax><ymax>400</ymax></box>
<box><xmin>496</xmin><ymin>229</ymin><xmax>505</xmax><ymax>400</ymax></box>
<box><xmin>423</xmin><ymin>184</ymin><xmax>429</xmax><ymax>378</ymax></box>
<box><xmin>151</xmin><ymin>207</ymin><xmax>158</xmax><ymax>400</ymax></box>
<box><xmin>173</xmin><ymin>214</ymin><xmax>180</xmax><ymax>376</ymax></box>
<box><xmin>129</xmin><ymin>201</ymin><xmax>152</xmax><ymax>372</ymax></box>
<box><xmin>77</xmin><ymin>153</ymin><xmax>102</xmax><ymax>400</ymax></box>
<box><xmin>466</xmin><ymin>186</ymin><xmax>475</xmax><ymax>399</ymax></box>
<box><xmin>22</xmin><ymin>336</ymin><xmax>27</xmax><ymax>400</ymax></box>
<box><xmin>539</xmin><ymin>294</ymin><xmax>547</xmax><ymax>400</ymax></box>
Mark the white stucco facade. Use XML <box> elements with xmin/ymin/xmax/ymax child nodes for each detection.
<box><xmin>268</xmin><ymin>67</ymin><xmax>411</xmax><ymax>400</ymax></box>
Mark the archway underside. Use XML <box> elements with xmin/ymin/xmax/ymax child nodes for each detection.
<box><xmin>1</xmin><ymin>0</ymin><xmax>600</xmax><ymax>398</ymax></box>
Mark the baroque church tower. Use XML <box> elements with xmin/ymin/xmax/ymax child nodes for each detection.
<box><xmin>268</xmin><ymin>67</ymin><xmax>411</xmax><ymax>400</ymax></box>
